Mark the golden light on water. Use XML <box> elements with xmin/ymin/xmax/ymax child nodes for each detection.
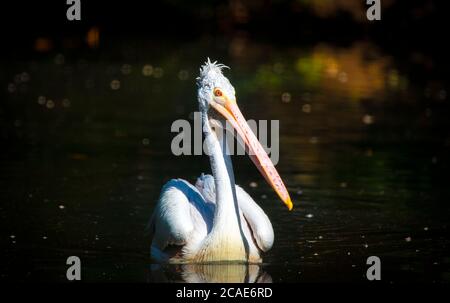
<box><xmin>295</xmin><ymin>43</ymin><xmax>405</xmax><ymax>101</ymax></box>
<box><xmin>34</xmin><ymin>38</ymin><xmax>53</xmax><ymax>52</ymax></box>
<box><xmin>362</xmin><ymin>114</ymin><xmax>374</xmax><ymax>125</ymax></box>
<box><xmin>302</xmin><ymin>104</ymin><xmax>312</xmax><ymax>113</ymax></box>
<box><xmin>300</xmin><ymin>0</ymin><xmax>393</xmax><ymax>22</ymax></box>
<box><xmin>110</xmin><ymin>80</ymin><xmax>121</xmax><ymax>90</ymax></box>
<box><xmin>86</xmin><ymin>27</ymin><xmax>100</xmax><ymax>48</ymax></box>
<box><xmin>142</xmin><ymin>65</ymin><xmax>153</xmax><ymax>76</ymax></box>
<box><xmin>46</xmin><ymin>100</ymin><xmax>55</xmax><ymax>109</ymax></box>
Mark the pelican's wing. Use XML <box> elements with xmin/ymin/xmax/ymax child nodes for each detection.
<box><xmin>235</xmin><ymin>185</ymin><xmax>274</xmax><ymax>252</ymax></box>
<box><xmin>148</xmin><ymin>179</ymin><xmax>214</xmax><ymax>261</ymax></box>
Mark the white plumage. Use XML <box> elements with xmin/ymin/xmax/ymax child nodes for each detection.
<box><xmin>148</xmin><ymin>59</ymin><xmax>292</xmax><ymax>263</ymax></box>
<box><xmin>149</xmin><ymin>175</ymin><xmax>274</xmax><ymax>263</ymax></box>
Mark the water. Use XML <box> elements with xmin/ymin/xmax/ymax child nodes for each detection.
<box><xmin>1</xmin><ymin>38</ymin><xmax>449</xmax><ymax>282</ymax></box>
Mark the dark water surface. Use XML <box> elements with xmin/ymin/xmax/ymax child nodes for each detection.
<box><xmin>1</xmin><ymin>38</ymin><xmax>449</xmax><ymax>282</ymax></box>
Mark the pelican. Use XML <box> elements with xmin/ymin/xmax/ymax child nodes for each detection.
<box><xmin>148</xmin><ymin>59</ymin><xmax>293</xmax><ymax>263</ymax></box>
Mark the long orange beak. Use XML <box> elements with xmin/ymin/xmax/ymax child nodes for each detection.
<box><xmin>210</xmin><ymin>95</ymin><xmax>293</xmax><ymax>210</ymax></box>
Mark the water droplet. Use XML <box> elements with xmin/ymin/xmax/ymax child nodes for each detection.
<box><xmin>46</xmin><ymin>100</ymin><xmax>55</xmax><ymax>109</ymax></box>
<box><xmin>178</xmin><ymin>70</ymin><xmax>189</xmax><ymax>81</ymax></box>
<box><xmin>142</xmin><ymin>65</ymin><xmax>153</xmax><ymax>76</ymax></box>
<box><xmin>62</xmin><ymin>98</ymin><xmax>71</xmax><ymax>108</ymax></box>
<box><xmin>309</xmin><ymin>137</ymin><xmax>319</xmax><ymax>144</ymax></box>
<box><xmin>306</xmin><ymin>213</ymin><xmax>314</xmax><ymax>218</ymax></box>
<box><xmin>20</xmin><ymin>72</ymin><xmax>30</xmax><ymax>82</ymax></box>
<box><xmin>153</xmin><ymin>67</ymin><xmax>164</xmax><ymax>78</ymax></box>
<box><xmin>281</xmin><ymin>92</ymin><xmax>291</xmax><ymax>103</ymax></box>
<box><xmin>58</xmin><ymin>205</ymin><xmax>65</xmax><ymax>209</ymax></box>
<box><xmin>142</xmin><ymin>138</ymin><xmax>150</xmax><ymax>145</ymax></box>
<box><xmin>363</xmin><ymin>114</ymin><xmax>374</xmax><ymax>125</ymax></box>
<box><xmin>110</xmin><ymin>80</ymin><xmax>121</xmax><ymax>90</ymax></box>
<box><xmin>249</xmin><ymin>182</ymin><xmax>258</xmax><ymax>188</ymax></box>
<box><xmin>38</xmin><ymin>96</ymin><xmax>46</xmax><ymax>105</ymax></box>
<box><xmin>302</xmin><ymin>104</ymin><xmax>311</xmax><ymax>113</ymax></box>
<box><xmin>121</xmin><ymin>64</ymin><xmax>132</xmax><ymax>75</ymax></box>
<box><xmin>405</xmin><ymin>236</ymin><xmax>412</xmax><ymax>242</ymax></box>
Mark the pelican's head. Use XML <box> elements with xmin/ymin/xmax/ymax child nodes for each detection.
<box><xmin>197</xmin><ymin>58</ymin><xmax>235</xmax><ymax>112</ymax></box>
<box><xmin>196</xmin><ymin>59</ymin><xmax>293</xmax><ymax>210</ymax></box>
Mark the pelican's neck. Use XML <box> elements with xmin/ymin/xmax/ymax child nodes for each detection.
<box><xmin>202</xmin><ymin>112</ymin><xmax>240</xmax><ymax>228</ymax></box>
<box><xmin>193</xmin><ymin>111</ymin><xmax>248</xmax><ymax>262</ymax></box>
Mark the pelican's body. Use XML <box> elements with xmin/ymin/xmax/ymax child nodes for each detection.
<box><xmin>150</xmin><ymin>175</ymin><xmax>273</xmax><ymax>263</ymax></box>
<box><xmin>149</xmin><ymin>60</ymin><xmax>292</xmax><ymax>263</ymax></box>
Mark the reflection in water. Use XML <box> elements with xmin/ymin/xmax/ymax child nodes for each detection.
<box><xmin>150</xmin><ymin>264</ymin><xmax>272</xmax><ymax>283</ymax></box>
<box><xmin>294</xmin><ymin>43</ymin><xmax>407</xmax><ymax>100</ymax></box>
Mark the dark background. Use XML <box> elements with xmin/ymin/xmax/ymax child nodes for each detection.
<box><xmin>1</xmin><ymin>0</ymin><xmax>449</xmax><ymax>283</ymax></box>
<box><xmin>1</xmin><ymin>0</ymin><xmax>448</xmax><ymax>88</ymax></box>
<box><xmin>1</xmin><ymin>1</ymin><xmax>447</xmax><ymax>55</ymax></box>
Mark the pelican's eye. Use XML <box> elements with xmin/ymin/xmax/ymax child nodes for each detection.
<box><xmin>214</xmin><ymin>89</ymin><xmax>223</xmax><ymax>97</ymax></box>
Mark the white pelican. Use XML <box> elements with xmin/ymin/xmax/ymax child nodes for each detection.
<box><xmin>149</xmin><ymin>59</ymin><xmax>293</xmax><ymax>263</ymax></box>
